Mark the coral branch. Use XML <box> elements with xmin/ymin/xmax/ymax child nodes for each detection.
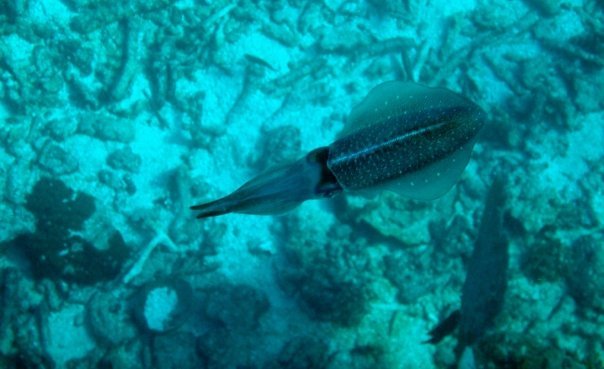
<box><xmin>123</xmin><ymin>231</ymin><xmax>177</xmax><ymax>284</ymax></box>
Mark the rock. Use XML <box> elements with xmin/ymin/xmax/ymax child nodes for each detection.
<box><xmin>523</xmin><ymin>0</ymin><xmax>562</xmax><ymax>16</ymax></box>
<box><xmin>154</xmin><ymin>332</ymin><xmax>203</xmax><ymax>369</ymax></box>
<box><xmin>383</xmin><ymin>251</ymin><xmax>433</xmax><ymax>304</ymax></box>
<box><xmin>46</xmin><ymin>304</ymin><xmax>95</xmax><ymax>367</ymax></box>
<box><xmin>203</xmin><ymin>284</ymin><xmax>269</xmax><ymax>331</ymax></box>
<box><xmin>16</xmin><ymin>231</ymin><xmax>130</xmax><ymax>284</ymax></box>
<box><xmin>86</xmin><ymin>290</ymin><xmax>137</xmax><ymax>347</ymax></box>
<box><xmin>78</xmin><ymin>113</ymin><xmax>136</xmax><ymax>143</ymax></box>
<box><xmin>573</xmin><ymin>72</ymin><xmax>604</xmax><ymax>113</ymax></box>
<box><xmin>98</xmin><ymin>169</ymin><xmax>137</xmax><ymax>194</ymax></box>
<box><xmin>5</xmin><ymin>162</ymin><xmax>34</xmax><ymax>205</ymax></box>
<box><xmin>347</xmin><ymin>192</ymin><xmax>436</xmax><ymax>246</ymax></box>
<box><xmin>264</xmin><ymin>336</ymin><xmax>331</xmax><ymax>369</ymax></box>
<box><xmin>533</xmin><ymin>10</ymin><xmax>584</xmax><ymax>43</ymax></box>
<box><xmin>0</xmin><ymin>269</ymin><xmax>20</xmax><ymax>356</ymax></box>
<box><xmin>294</xmin><ymin>265</ymin><xmax>373</xmax><ymax>326</ymax></box>
<box><xmin>107</xmin><ymin>146</ymin><xmax>142</xmax><ymax>173</ymax></box>
<box><xmin>318</xmin><ymin>27</ymin><xmax>370</xmax><ymax>53</ymax></box>
<box><xmin>96</xmin><ymin>344</ymin><xmax>144</xmax><ymax>369</ymax></box>
<box><xmin>46</xmin><ymin>117</ymin><xmax>78</xmax><ymax>141</ymax></box>
<box><xmin>25</xmin><ymin>177</ymin><xmax>95</xmax><ymax>235</ymax></box>
<box><xmin>520</xmin><ymin>227</ymin><xmax>570</xmax><ymax>283</ymax></box>
<box><xmin>256</xmin><ymin>125</ymin><xmax>301</xmax><ymax>170</ymax></box>
<box><xmin>567</xmin><ymin>235</ymin><xmax>604</xmax><ymax>313</ymax></box>
<box><xmin>471</xmin><ymin>1</ymin><xmax>524</xmax><ymax>31</ymax></box>
<box><xmin>99</xmin><ymin>169</ymin><xmax>125</xmax><ymax>190</ymax></box>
<box><xmin>38</xmin><ymin>142</ymin><xmax>79</xmax><ymax>175</ymax></box>
<box><xmin>13</xmin><ymin>177</ymin><xmax>132</xmax><ymax>284</ymax></box>
<box><xmin>59</xmin><ymin>39</ymin><xmax>95</xmax><ymax>76</ymax></box>
<box><xmin>145</xmin><ymin>287</ymin><xmax>179</xmax><ymax>332</ymax></box>
<box><xmin>195</xmin><ymin>328</ymin><xmax>260</xmax><ymax>369</ymax></box>
<box><xmin>261</xmin><ymin>22</ymin><xmax>299</xmax><ymax>48</ymax></box>
<box><xmin>275</xmin><ymin>212</ymin><xmax>377</xmax><ymax>327</ymax></box>
<box><xmin>1</xmin><ymin>118</ymin><xmax>32</xmax><ymax>157</ymax></box>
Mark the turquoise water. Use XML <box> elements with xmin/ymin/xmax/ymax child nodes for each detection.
<box><xmin>1</xmin><ymin>0</ymin><xmax>603</xmax><ymax>368</ymax></box>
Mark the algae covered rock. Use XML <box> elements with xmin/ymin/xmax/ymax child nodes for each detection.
<box><xmin>154</xmin><ymin>331</ymin><xmax>203</xmax><ymax>369</ymax></box>
<box><xmin>12</xmin><ymin>177</ymin><xmax>130</xmax><ymax>284</ymax></box>
<box><xmin>203</xmin><ymin>283</ymin><xmax>270</xmax><ymax>331</ymax></box>
<box><xmin>567</xmin><ymin>235</ymin><xmax>604</xmax><ymax>313</ymax></box>
<box><xmin>196</xmin><ymin>328</ymin><xmax>255</xmax><ymax>369</ymax></box>
<box><xmin>264</xmin><ymin>336</ymin><xmax>331</xmax><ymax>369</ymax></box>
<box><xmin>344</xmin><ymin>192</ymin><xmax>442</xmax><ymax>246</ymax></box>
<box><xmin>86</xmin><ymin>290</ymin><xmax>138</xmax><ymax>347</ymax></box>
<box><xmin>523</xmin><ymin>0</ymin><xmax>563</xmax><ymax>16</ymax></box>
<box><xmin>478</xmin><ymin>331</ymin><xmax>589</xmax><ymax>369</ymax></box>
<box><xmin>383</xmin><ymin>250</ymin><xmax>434</xmax><ymax>304</ymax></box>
<box><xmin>294</xmin><ymin>262</ymin><xmax>373</xmax><ymax>326</ymax></box>
<box><xmin>25</xmin><ymin>177</ymin><xmax>94</xmax><ymax>235</ymax></box>
<box><xmin>520</xmin><ymin>226</ymin><xmax>570</xmax><ymax>283</ymax></box>
<box><xmin>16</xmin><ymin>232</ymin><xmax>129</xmax><ymax>284</ymax></box>
<box><xmin>275</xmin><ymin>214</ymin><xmax>377</xmax><ymax>327</ymax></box>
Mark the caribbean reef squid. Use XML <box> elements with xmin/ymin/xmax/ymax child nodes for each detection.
<box><xmin>191</xmin><ymin>81</ymin><xmax>484</xmax><ymax>219</ymax></box>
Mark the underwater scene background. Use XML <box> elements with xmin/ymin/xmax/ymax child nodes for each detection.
<box><xmin>1</xmin><ymin>0</ymin><xmax>603</xmax><ymax>368</ymax></box>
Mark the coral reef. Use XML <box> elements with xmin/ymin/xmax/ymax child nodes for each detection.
<box><xmin>275</xmin><ymin>214</ymin><xmax>378</xmax><ymax>327</ymax></box>
<box><xmin>520</xmin><ymin>226</ymin><xmax>570</xmax><ymax>283</ymax></box>
<box><xmin>383</xmin><ymin>250</ymin><xmax>435</xmax><ymax>304</ymax></box>
<box><xmin>202</xmin><ymin>283</ymin><xmax>270</xmax><ymax>331</ymax></box>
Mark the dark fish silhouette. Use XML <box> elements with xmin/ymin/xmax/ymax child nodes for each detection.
<box><xmin>424</xmin><ymin>175</ymin><xmax>509</xmax><ymax>368</ymax></box>
<box><xmin>423</xmin><ymin>309</ymin><xmax>461</xmax><ymax>345</ymax></box>
<box><xmin>459</xmin><ymin>175</ymin><xmax>508</xmax><ymax>349</ymax></box>
<box><xmin>191</xmin><ymin>81</ymin><xmax>484</xmax><ymax>219</ymax></box>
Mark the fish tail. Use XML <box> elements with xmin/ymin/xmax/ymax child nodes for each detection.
<box><xmin>190</xmin><ymin>197</ymin><xmax>232</xmax><ymax>219</ymax></box>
